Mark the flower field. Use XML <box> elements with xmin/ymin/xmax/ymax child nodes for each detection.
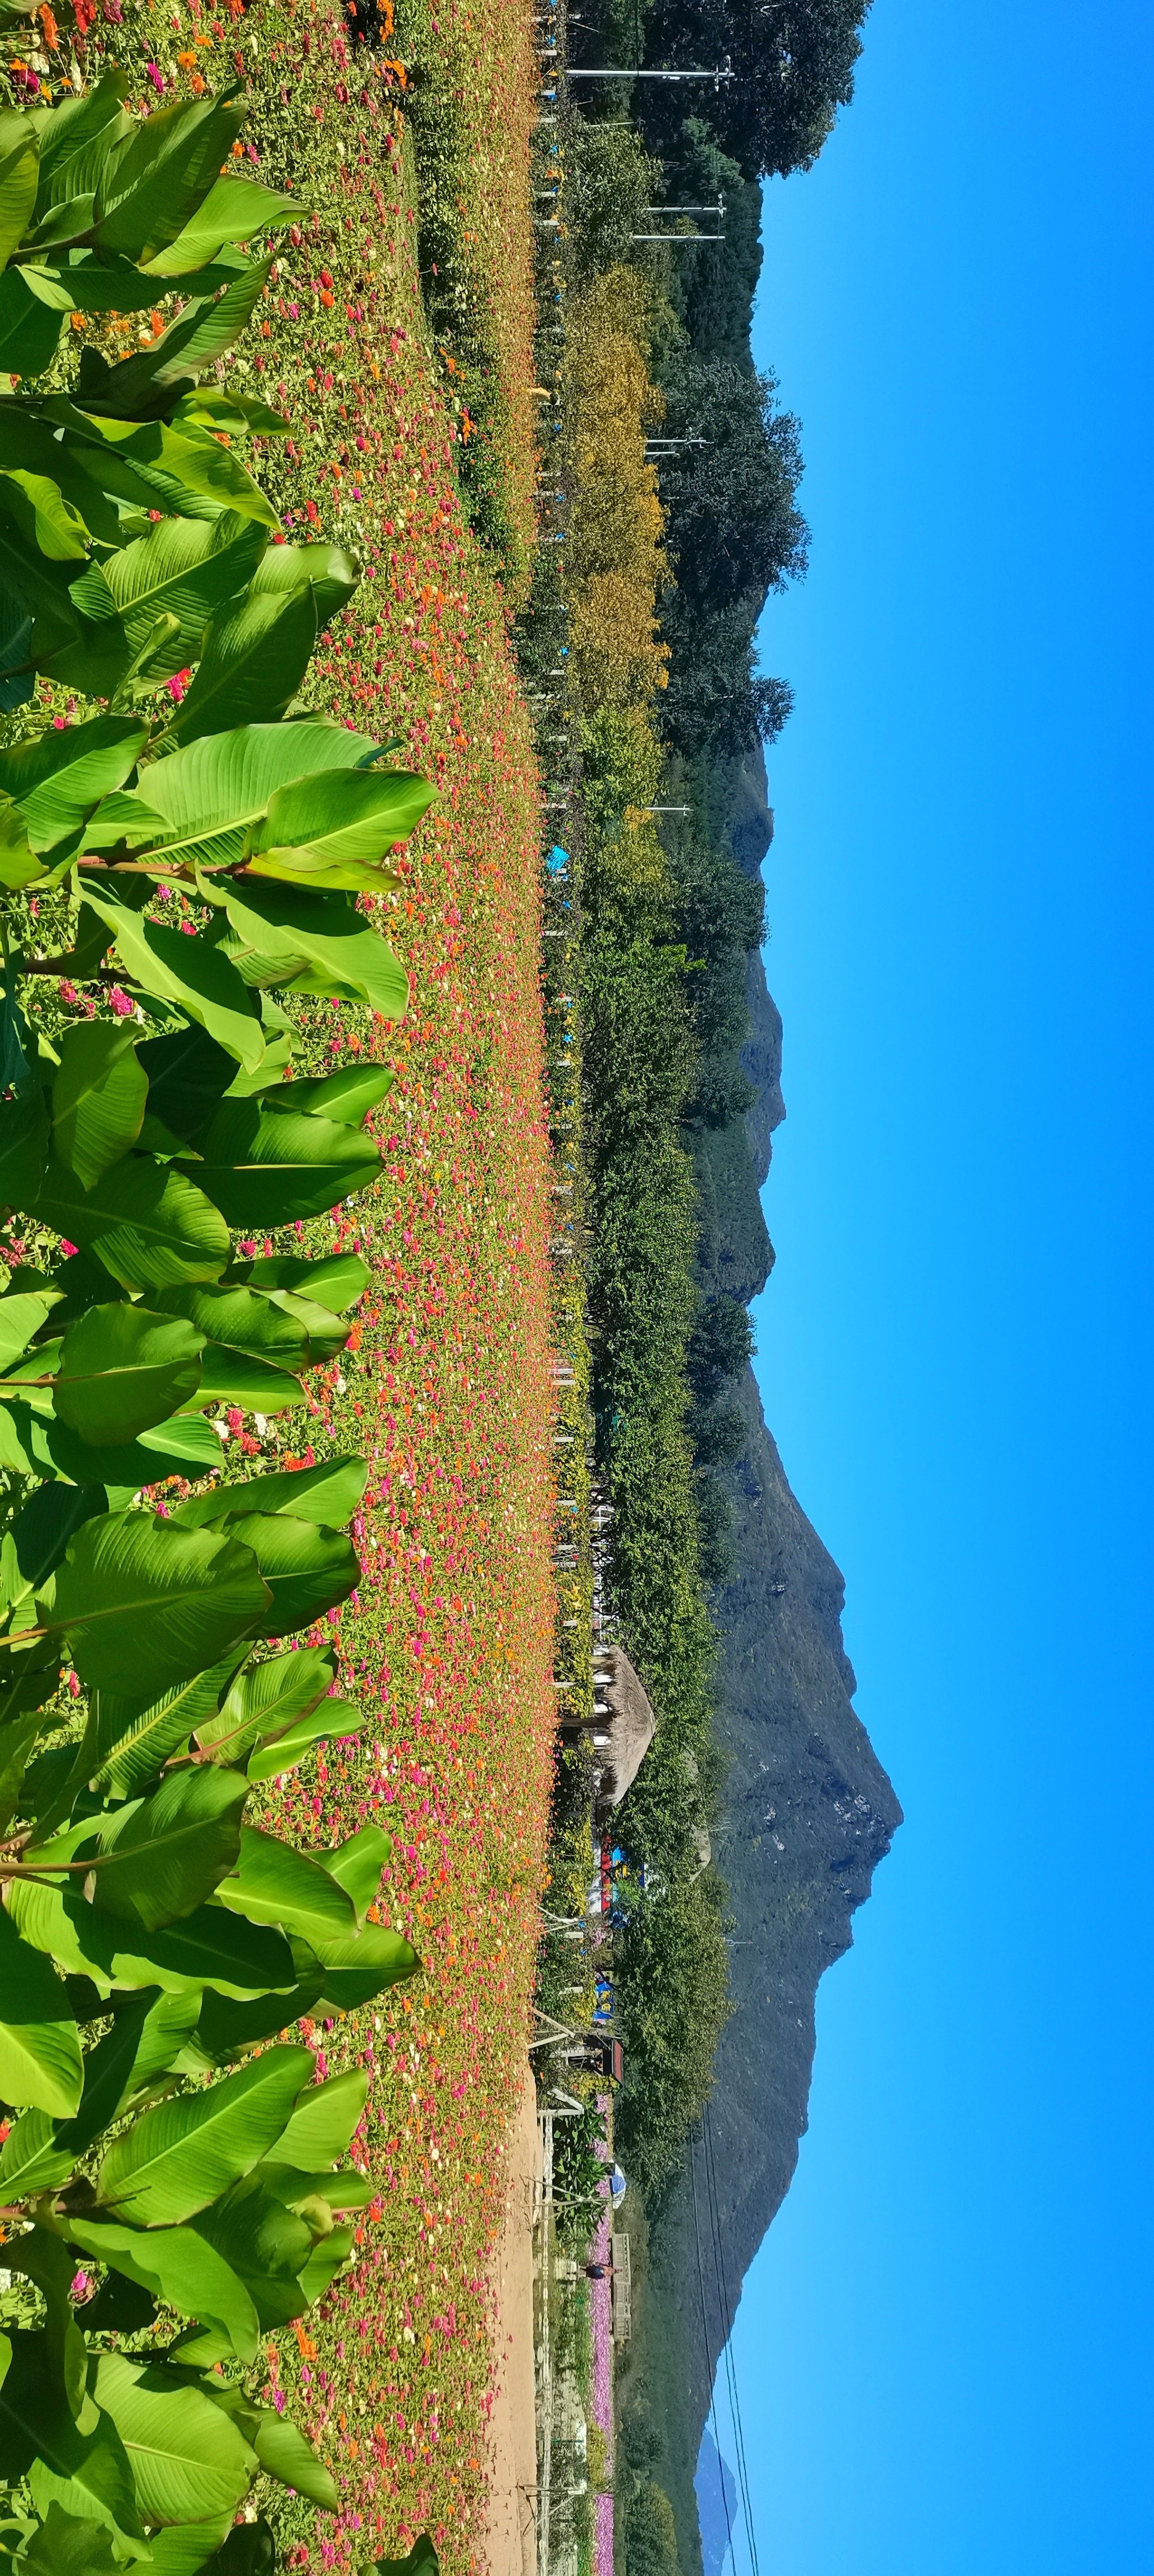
<box><xmin>0</xmin><ymin>0</ymin><xmax>557</xmax><ymax>2561</ymax></box>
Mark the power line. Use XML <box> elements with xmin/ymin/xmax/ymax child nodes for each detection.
<box><xmin>703</xmin><ymin>2105</ymin><xmax>762</xmax><ymax>2576</ymax></box>
<box><xmin>689</xmin><ymin>2135</ymin><xmax>737</xmax><ymax>2574</ymax></box>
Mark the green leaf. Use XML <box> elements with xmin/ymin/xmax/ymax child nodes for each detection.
<box><xmin>244</xmin><ymin>764</ymin><xmax>433</xmax><ymax>893</ymax></box>
<box><xmin>186</xmin><ymin>1344</ymin><xmax>302</xmax><ymax>1414</ymax></box>
<box><xmin>100</xmin><ymin>514</ymin><xmax>268</xmax><ymax>681</ymax></box>
<box><xmin>46</xmin><ymin>400</ymin><xmax>279</xmax><ymax>531</ymax></box>
<box><xmin>69</xmin><ymin>2220</ymin><xmax>259</xmax><ymax>2363</ymax></box>
<box><xmin>51</xmin><ymin>1020</ymin><xmax>149</xmax><ymax>1190</ymax></box>
<box><xmin>192</xmin><ymin>1643</ymin><xmax>334</xmax><ymax>1762</ymax></box>
<box><xmin>249</xmin><ymin>538</ymin><xmax>358</xmax><ymax>632</ymax></box>
<box><xmin>271</xmin><ymin>2067</ymin><xmax>368</xmax><ymax>2171</ymax></box>
<box><xmin>58</xmin><ymin>1987</ymin><xmax>202</xmax><ymax>2148</ymax></box>
<box><xmin>39</xmin><ymin>1157</ymin><xmax>232</xmax><ymax>1294</ymax></box>
<box><xmin>259</xmin><ymin>2160</ymin><xmax>376</xmax><ymax>2214</ymax></box>
<box><xmin>48</xmin><ymin>1510</ymin><xmax>269</xmax><ymax>1697</ymax></box>
<box><xmin>0</xmin><ymin>268</ymin><xmax>63</xmax><ymax>378</ymax></box>
<box><xmin>0</xmin><ymin>468</ymin><xmax>87</xmax><ymax>562</ymax></box>
<box><xmin>172</xmin><ymin>1452</ymin><xmax>367</xmax><ymax>1532</ymax></box>
<box><xmin>144</xmin><ymin>175</ymin><xmax>305</xmax><ymax>276</ymax></box>
<box><xmin>0</xmin><ymin>2105</ymin><xmax>75</xmax><ymax>2200</ymax></box>
<box><xmin>192</xmin><ymin>1970</ymin><xmax>324</xmax><ymax>2066</ymax></box>
<box><xmin>215</xmin><ymin>1511</ymin><xmax>357</xmax><ymax>1639</ymax></box>
<box><xmin>190</xmin><ymin>2172</ymin><xmax>313</xmax><ymax>2327</ymax></box>
<box><xmin>311</xmin><ymin>1920</ymin><xmax>420</xmax><ymax>2012</ymax></box>
<box><xmin>211</xmin><ymin>1825</ymin><xmax>356</xmax><ymax>1946</ymax></box>
<box><xmin>135</xmin><ymin>1023</ymin><xmax>236</xmax><ymax>1148</ymax></box>
<box><xmin>245</xmin><ymin>1695</ymin><xmax>362</xmax><ymax>1783</ymax></box>
<box><xmin>8</xmin><ymin>1862</ymin><xmax>297</xmax><ymax>1999</ymax></box>
<box><xmin>0</xmin><ymin>108</ymin><xmax>40</xmax><ymax>265</ymax></box>
<box><xmin>96</xmin><ymin>2042</ymin><xmax>313</xmax><ymax>2224</ymax></box>
<box><xmin>214</xmin><ymin>879</ymin><xmax>409</xmax><ymax>1022</ymax></box>
<box><xmin>169</xmin><ymin>584</ymin><xmax>317</xmax><ymax>742</ymax></box>
<box><xmin>77</xmin><ymin>897</ymin><xmax>267</xmax><ymax>1079</ymax></box>
<box><xmin>271</xmin><ymin>1063</ymin><xmax>395</xmax><ymax>1126</ymax></box>
<box><xmin>28</xmin><ymin>70</ymin><xmax>130</xmax><ymax>220</ymax></box>
<box><xmin>77</xmin><ymin>259</ymin><xmax>272</xmax><ymax>422</ymax></box>
<box><xmin>0</xmin><ymin>1289</ymin><xmax>59</xmax><ymax>1368</ymax></box>
<box><xmin>92</xmin><ymin>89</ymin><xmax>247</xmax><ymax>266</ymax></box>
<box><xmin>375</xmin><ymin>2542</ymin><xmax>439</xmax><ymax>2576</ymax></box>
<box><xmin>54</xmin><ymin>1303</ymin><xmax>204</xmax><ymax>1445</ymax></box>
<box><xmin>248</xmin><ymin>2405</ymin><xmax>339</xmax><ymax>2511</ymax></box>
<box><xmin>92</xmin><ymin>2352</ymin><xmax>254</xmax><ymax>2527</ymax></box>
<box><xmin>3</xmin><ymin>2500</ymin><xmax>125</xmax><ymax>2573</ymax></box>
<box><xmin>136</xmin><ymin>2516</ymin><xmax>234</xmax><ymax>2576</ymax></box>
<box><xmin>35</xmin><ymin>1400</ymin><xmax>225</xmax><ymax>1497</ymax></box>
<box><xmin>155</xmin><ymin>1280</ymin><xmax>310</xmax><ymax>1372</ymax></box>
<box><xmin>295</xmin><ymin>2218</ymin><xmax>354</xmax><ymax>2307</ymax></box>
<box><xmin>0</xmin><ymin>1909</ymin><xmax>83</xmax><ymax>2117</ymax></box>
<box><xmin>84</xmin><ymin>1765</ymin><xmax>249</xmax><ymax>1931</ymax></box>
<box><xmin>319</xmin><ymin>1824</ymin><xmax>392</xmax><ymax>1928</ymax></box>
<box><xmin>183</xmin><ymin>1096</ymin><xmax>381</xmax><ymax>1227</ymax></box>
<box><xmin>21</xmin><ymin>2379</ymin><xmax>146</xmax><ymax>2557</ymax></box>
<box><xmin>92</xmin><ymin>1651</ymin><xmax>248</xmax><ymax>1798</ymax></box>
<box><xmin>0</xmin><ymin>716</ymin><xmax>148</xmax><ymax>857</ymax></box>
<box><xmin>127</xmin><ymin>718</ymin><xmax>375</xmax><ymax>879</ymax></box>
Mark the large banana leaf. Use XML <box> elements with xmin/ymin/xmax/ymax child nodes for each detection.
<box><xmin>183</xmin><ymin>1095</ymin><xmax>381</xmax><ymax>1227</ymax></box>
<box><xmin>0</xmin><ymin>104</ymin><xmax>41</xmax><ymax>265</ymax></box>
<box><xmin>212</xmin><ymin>878</ymin><xmax>409</xmax><ymax>1022</ymax></box>
<box><xmin>243</xmin><ymin>764</ymin><xmax>432</xmax><ymax>893</ymax></box>
<box><xmin>192</xmin><ymin>1642</ymin><xmax>335</xmax><ymax>1764</ymax></box>
<box><xmin>143</xmin><ymin>174</ymin><xmax>304</xmax><ymax>278</ymax></box>
<box><xmin>190</xmin><ymin>2175</ymin><xmax>313</xmax><ymax>2329</ymax></box>
<box><xmin>29</xmin><ymin>1152</ymin><xmax>231</xmax><ymax>1293</ymax></box>
<box><xmin>92</xmin><ymin>89</ymin><xmax>247</xmax><ymax>267</ymax></box>
<box><xmin>268</xmin><ymin>2066</ymin><xmax>367</xmax><ymax>2170</ymax></box>
<box><xmin>0</xmin><ymin>1906</ymin><xmax>83</xmax><ymax>2118</ymax></box>
<box><xmin>92</xmin><ymin>2352</ymin><xmax>254</xmax><ymax>2527</ymax></box>
<box><xmin>153</xmin><ymin>1280</ymin><xmax>310</xmax><ymax>1373</ymax></box>
<box><xmin>7</xmin><ymin>1860</ymin><xmax>299</xmax><ymax>1998</ymax></box>
<box><xmin>82</xmin><ymin>1765</ymin><xmax>249</xmax><ymax>1931</ymax></box>
<box><xmin>69</xmin><ymin>2222</ymin><xmax>259</xmax><ymax>2364</ymax></box>
<box><xmin>248</xmin><ymin>537</ymin><xmax>358</xmax><ymax>632</ymax></box>
<box><xmin>172</xmin><ymin>1452</ymin><xmax>367</xmax><ymax>1531</ymax></box>
<box><xmin>76</xmin><ymin>261</ymin><xmax>271</xmax><ymax>423</ymax></box>
<box><xmin>100</xmin><ymin>513</ymin><xmax>267</xmax><ymax>680</ymax></box>
<box><xmin>96</xmin><ymin>2041</ymin><xmax>313</xmax><ymax>2224</ymax></box>
<box><xmin>121</xmin><ymin>718</ymin><xmax>376</xmax><ymax>875</ymax></box>
<box><xmin>48</xmin><ymin>1511</ymin><xmax>269</xmax><ymax>1697</ymax></box>
<box><xmin>78</xmin><ymin>893</ymin><xmax>266</xmax><ymax>1077</ymax></box>
<box><xmin>0</xmin><ymin>714</ymin><xmax>147</xmax><ymax>856</ymax></box>
<box><xmin>213</xmin><ymin>1511</ymin><xmax>358</xmax><ymax>1639</ymax></box>
<box><xmin>211</xmin><ymin>1825</ymin><xmax>356</xmax><ymax>1947</ymax></box>
<box><xmin>245</xmin><ymin>1694</ymin><xmax>362</xmax><ymax>1783</ymax></box>
<box><xmin>167</xmin><ymin>583</ymin><xmax>317</xmax><ymax>742</ymax></box>
<box><xmin>53</xmin><ymin>1303</ymin><xmax>204</xmax><ymax>1445</ymax></box>
<box><xmin>49</xmin><ymin>1020</ymin><xmax>146</xmax><ymax>1190</ymax></box>
<box><xmin>91</xmin><ymin>1651</ymin><xmax>250</xmax><ymax>1799</ymax></box>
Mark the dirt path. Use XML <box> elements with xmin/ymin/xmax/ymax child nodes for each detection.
<box><xmin>482</xmin><ymin>2066</ymin><xmax>541</xmax><ymax>2576</ymax></box>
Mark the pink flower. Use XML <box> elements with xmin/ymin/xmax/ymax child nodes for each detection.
<box><xmin>108</xmin><ymin>987</ymin><xmax>133</xmax><ymax>1018</ymax></box>
<box><xmin>145</xmin><ymin>60</ymin><xmax>164</xmax><ymax>92</ymax></box>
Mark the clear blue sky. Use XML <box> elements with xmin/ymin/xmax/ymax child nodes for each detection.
<box><xmin>710</xmin><ymin>3</ymin><xmax>1154</xmax><ymax>2570</ymax></box>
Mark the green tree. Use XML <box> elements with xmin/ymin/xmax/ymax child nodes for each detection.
<box><xmin>687</xmin><ymin>1295</ymin><xmax>754</xmax><ymax>1405</ymax></box>
<box><xmin>658</xmin><ymin>358</ymin><xmax>808</xmax><ymax>622</ymax></box>
<box><xmin>625</xmin><ymin>2480</ymin><xmax>682</xmax><ymax>2576</ymax></box>
<box><xmin>636</xmin><ymin>0</ymin><xmax>871</xmax><ymax>181</ymax></box>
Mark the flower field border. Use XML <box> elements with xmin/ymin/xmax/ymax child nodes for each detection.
<box><xmin>1</xmin><ymin>1</ymin><xmax>558</xmax><ymax>2566</ymax></box>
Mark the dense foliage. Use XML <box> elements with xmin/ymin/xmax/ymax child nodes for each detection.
<box><xmin>0</xmin><ymin>72</ymin><xmax>449</xmax><ymax>2576</ymax></box>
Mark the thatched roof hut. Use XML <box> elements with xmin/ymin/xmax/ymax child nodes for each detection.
<box><xmin>592</xmin><ymin>1645</ymin><xmax>656</xmax><ymax>1809</ymax></box>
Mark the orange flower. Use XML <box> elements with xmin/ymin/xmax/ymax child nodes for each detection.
<box><xmin>38</xmin><ymin>4</ymin><xmax>59</xmax><ymax>46</ymax></box>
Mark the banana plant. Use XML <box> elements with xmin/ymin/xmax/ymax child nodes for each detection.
<box><xmin>0</xmin><ymin>69</ymin><xmax>442</xmax><ymax>2576</ymax></box>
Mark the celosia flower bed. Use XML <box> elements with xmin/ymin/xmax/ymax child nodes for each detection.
<box><xmin>1</xmin><ymin>1</ymin><xmax>556</xmax><ymax>2565</ymax></box>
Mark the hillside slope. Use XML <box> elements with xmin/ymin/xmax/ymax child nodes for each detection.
<box><xmin>616</xmin><ymin>1001</ymin><xmax>901</xmax><ymax>2569</ymax></box>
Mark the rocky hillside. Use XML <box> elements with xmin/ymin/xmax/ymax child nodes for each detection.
<box><xmin>614</xmin><ymin>771</ymin><xmax>901</xmax><ymax>2565</ymax></box>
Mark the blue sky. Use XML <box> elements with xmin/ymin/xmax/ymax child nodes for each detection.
<box><xmin>709</xmin><ymin>3</ymin><xmax>1154</xmax><ymax>2570</ymax></box>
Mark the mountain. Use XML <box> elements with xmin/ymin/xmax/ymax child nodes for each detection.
<box><xmin>614</xmin><ymin>954</ymin><xmax>902</xmax><ymax>2570</ymax></box>
<box><xmin>695</xmin><ymin>2429</ymin><xmax>738</xmax><ymax>2576</ymax></box>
